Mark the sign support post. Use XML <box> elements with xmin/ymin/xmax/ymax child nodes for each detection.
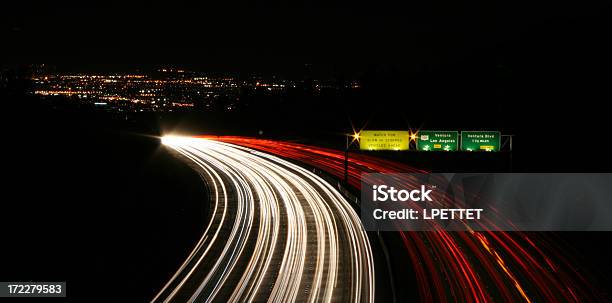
<box><xmin>344</xmin><ymin>135</ymin><xmax>349</xmax><ymax>183</ymax></box>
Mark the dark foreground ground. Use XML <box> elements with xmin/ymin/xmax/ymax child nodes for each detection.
<box><xmin>2</xmin><ymin>96</ymin><xmax>210</xmax><ymax>302</ymax></box>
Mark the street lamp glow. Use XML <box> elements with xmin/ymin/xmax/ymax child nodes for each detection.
<box><xmin>352</xmin><ymin>132</ymin><xmax>360</xmax><ymax>140</ymax></box>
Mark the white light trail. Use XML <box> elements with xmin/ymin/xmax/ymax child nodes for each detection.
<box><xmin>152</xmin><ymin>136</ymin><xmax>375</xmax><ymax>303</ymax></box>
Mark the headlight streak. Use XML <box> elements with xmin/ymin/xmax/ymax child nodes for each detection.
<box><xmin>211</xmin><ymin>136</ymin><xmax>604</xmax><ymax>303</ymax></box>
<box><xmin>152</xmin><ymin>143</ymin><xmax>229</xmax><ymax>303</ymax></box>
<box><xmin>153</xmin><ymin>136</ymin><xmax>375</xmax><ymax>303</ymax></box>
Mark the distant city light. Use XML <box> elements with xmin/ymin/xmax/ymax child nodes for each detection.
<box><xmin>30</xmin><ymin>70</ymin><xmax>361</xmax><ymax>113</ymax></box>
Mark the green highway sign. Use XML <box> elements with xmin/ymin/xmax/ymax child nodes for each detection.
<box><xmin>461</xmin><ymin>131</ymin><xmax>501</xmax><ymax>152</ymax></box>
<box><xmin>416</xmin><ymin>131</ymin><xmax>459</xmax><ymax>151</ymax></box>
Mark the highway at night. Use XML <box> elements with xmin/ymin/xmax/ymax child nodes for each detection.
<box><xmin>154</xmin><ymin>136</ymin><xmax>375</xmax><ymax>303</ymax></box>
<box><xmin>206</xmin><ymin>136</ymin><xmax>603</xmax><ymax>303</ymax></box>
<box><xmin>6</xmin><ymin>0</ymin><xmax>611</xmax><ymax>300</ymax></box>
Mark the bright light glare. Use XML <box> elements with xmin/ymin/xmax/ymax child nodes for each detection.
<box><xmin>161</xmin><ymin>135</ymin><xmax>180</xmax><ymax>145</ymax></box>
<box><xmin>161</xmin><ymin>135</ymin><xmax>200</xmax><ymax>146</ymax></box>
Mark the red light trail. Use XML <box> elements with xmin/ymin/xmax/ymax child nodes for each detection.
<box><xmin>205</xmin><ymin>136</ymin><xmax>603</xmax><ymax>303</ymax></box>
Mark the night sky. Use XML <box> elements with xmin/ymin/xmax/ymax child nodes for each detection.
<box><xmin>3</xmin><ymin>0</ymin><xmax>609</xmax><ymax>74</ymax></box>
